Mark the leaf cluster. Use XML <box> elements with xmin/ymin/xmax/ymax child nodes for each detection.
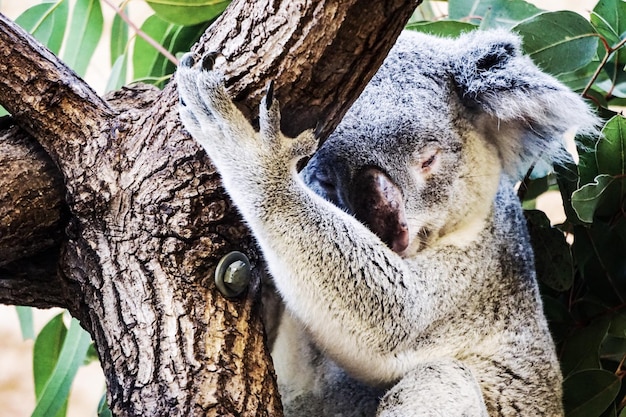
<box><xmin>410</xmin><ymin>1</ymin><xmax>626</xmax><ymax>416</ymax></box>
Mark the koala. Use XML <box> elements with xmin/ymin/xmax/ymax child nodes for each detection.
<box><xmin>177</xmin><ymin>29</ymin><xmax>598</xmax><ymax>416</ymax></box>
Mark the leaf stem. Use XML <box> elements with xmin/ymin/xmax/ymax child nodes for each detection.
<box><xmin>582</xmin><ymin>35</ymin><xmax>626</xmax><ymax>100</ymax></box>
<box><xmin>101</xmin><ymin>0</ymin><xmax>178</xmax><ymax>65</ymax></box>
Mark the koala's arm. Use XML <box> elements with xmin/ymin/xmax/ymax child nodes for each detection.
<box><xmin>176</xmin><ymin>58</ymin><xmax>458</xmax><ymax>382</ymax></box>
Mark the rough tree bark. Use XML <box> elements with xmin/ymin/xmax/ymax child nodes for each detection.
<box><xmin>0</xmin><ymin>0</ymin><xmax>421</xmax><ymax>415</ymax></box>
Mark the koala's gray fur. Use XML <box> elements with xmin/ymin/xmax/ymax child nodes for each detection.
<box><xmin>176</xmin><ymin>29</ymin><xmax>598</xmax><ymax>416</ymax></box>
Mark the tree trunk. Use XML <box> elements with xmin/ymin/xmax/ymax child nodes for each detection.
<box><xmin>0</xmin><ymin>0</ymin><xmax>421</xmax><ymax>415</ymax></box>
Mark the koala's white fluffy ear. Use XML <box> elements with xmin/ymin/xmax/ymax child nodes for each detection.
<box><xmin>451</xmin><ymin>30</ymin><xmax>599</xmax><ymax>178</ymax></box>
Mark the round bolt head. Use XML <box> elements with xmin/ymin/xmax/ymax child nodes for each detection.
<box><xmin>215</xmin><ymin>251</ymin><xmax>251</xmax><ymax>297</ymax></box>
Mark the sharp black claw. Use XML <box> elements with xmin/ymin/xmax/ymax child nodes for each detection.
<box><xmin>179</xmin><ymin>95</ymin><xmax>186</xmax><ymax>106</ymax></box>
<box><xmin>266</xmin><ymin>80</ymin><xmax>275</xmax><ymax>111</ymax></box>
<box><xmin>180</xmin><ymin>53</ymin><xmax>196</xmax><ymax>68</ymax></box>
<box><xmin>202</xmin><ymin>52</ymin><xmax>220</xmax><ymax>71</ymax></box>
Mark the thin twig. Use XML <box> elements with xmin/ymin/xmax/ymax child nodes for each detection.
<box><xmin>101</xmin><ymin>0</ymin><xmax>179</xmax><ymax>65</ymax></box>
<box><xmin>582</xmin><ymin>35</ymin><xmax>626</xmax><ymax>100</ymax></box>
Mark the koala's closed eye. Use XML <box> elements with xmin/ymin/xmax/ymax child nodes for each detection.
<box><xmin>415</xmin><ymin>146</ymin><xmax>440</xmax><ymax>174</ymax></box>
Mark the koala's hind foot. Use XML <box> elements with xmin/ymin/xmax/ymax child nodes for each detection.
<box><xmin>377</xmin><ymin>360</ymin><xmax>488</xmax><ymax>417</ymax></box>
<box><xmin>176</xmin><ymin>52</ymin><xmax>318</xmax><ymax>178</ymax></box>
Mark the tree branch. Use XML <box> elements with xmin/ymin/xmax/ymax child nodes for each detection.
<box><xmin>0</xmin><ymin>13</ymin><xmax>114</xmax><ymax>171</ymax></box>
<box><xmin>0</xmin><ymin>121</ymin><xmax>67</xmax><ymax>265</ymax></box>
<box><xmin>177</xmin><ymin>0</ymin><xmax>422</xmax><ymax>139</ymax></box>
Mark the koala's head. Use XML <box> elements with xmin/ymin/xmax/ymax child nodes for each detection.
<box><xmin>302</xmin><ymin>29</ymin><xmax>597</xmax><ymax>257</ymax></box>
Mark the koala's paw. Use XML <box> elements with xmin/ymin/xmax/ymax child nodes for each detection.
<box><xmin>176</xmin><ymin>52</ymin><xmax>256</xmax><ymax>154</ymax></box>
<box><xmin>176</xmin><ymin>52</ymin><xmax>317</xmax><ymax>169</ymax></box>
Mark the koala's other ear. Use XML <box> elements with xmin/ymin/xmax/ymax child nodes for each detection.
<box><xmin>451</xmin><ymin>30</ymin><xmax>599</xmax><ymax>177</ymax></box>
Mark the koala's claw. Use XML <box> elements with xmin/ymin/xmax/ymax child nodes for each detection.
<box><xmin>180</xmin><ymin>52</ymin><xmax>196</xmax><ymax>68</ymax></box>
<box><xmin>202</xmin><ymin>52</ymin><xmax>220</xmax><ymax>71</ymax></box>
<box><xmin>265</xmin><ymin>80</ymin><xmax>275</xmax><ymax>111</ymax></box>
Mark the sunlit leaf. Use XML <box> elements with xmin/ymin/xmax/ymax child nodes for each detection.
<box><xmin>97</xmin><ymin>394</ymin><xmax>112</xmax><ymax>417</ymax></box>
<box><xmin>448</xmin><ymin>0</ymin><xmax>542</xmax><ymax>29</ymax></box>
<box><xmin>146</xmin><ymin>0</ymin><xmax>229</xmax><ymax>26</ymax></box>
<box><xmin>132</xmin><ymin>15</ymin><xmax>177</xmax><ymax>82</ymax></box>
<box><xmin>31</xmin><ymin>318</ymin><xmax>92</xmax><ymax>417</ymax></box>
<box><xmin>405</xmin><ymin>21</ymin><xmax>477</xmax><ymax>38</ymax></box>
<box><xmin>513</xmin><ymin>11</ymin><xmax>598</xmax><ymax>75</ymax></box>
<box><xmin>110</xmin><ymin>11</ymin><xmax>128</xmax><ymax>66</ymax></box>
<box><xmin>15</xmin><ymin>306</ymin><xmax>35</xmax><ymax>340</ymax></box>
<box><xmin>132</xmin><ymin>16</ymin><xmax>208</xmax><ymax>86</ymax></box>
<box><xmin>105</xmin><ymin>54</ymin><xmax>127</xmax><ymax>93</ymax></box>
<box><xmin>33</xmin><ymin>314</ymin><xmax>68</xmax><ymax>417</ymax></box>
<box><xmin>62</xmin><ymin>0</ymin><xmax>103</xmax><ymax>76</ymax></box>
<box><xmin>15</xmin><ymin>0</ymin><xmax>69</xmax><ymax>55</ymax></box>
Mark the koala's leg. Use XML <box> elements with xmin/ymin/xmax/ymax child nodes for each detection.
<box><xmin>378</xmin><ymin>360</ymin><xmax>488</xmax><ymax>417</ymax></box>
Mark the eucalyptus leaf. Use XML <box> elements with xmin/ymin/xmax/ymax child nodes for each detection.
<box><xmin>563</xmin><ymin>369</ymin><xmax>621</xmax><ymax>417</ymax></box>
<box><xmin>146</xmin><ymin>0</ymin><xmax>229</xmax><ymax>26</ymax></box>
<box><xmin>62</xmin><ymin>0</ymin><xmax>103</xmax><ymax>76</ymax></box>
<box><xmin>31</xmin><ymin>318</ymin><xmax>92</xmax><ymax>417</ymax></box>
<box><xmin>525</xmin><ymin>210</ymin><xmax>573</xmax><ymax>291</ymax></box>
<box><xmin>33</xmin><ymin>314</ymin><xmax>67</xmax><ymax>400</ymax></box>
<box><xmin>15</xmin><ymin>0</ymin><xmax>69</xmax><ymax>54</ymax></box>
<box><xmin>448</xmin><ymin>0</ymin><xmax>542</xmax><ymax>29</ymax></box>
<box><xmin>132</xmin><ymin>15</ymin><xmax>177</xmax><ymax>82</ymax></box>
<box><xmin>15</xmin><ymin>306</ymin><xmax>35</xmax><ymax>340</ymax></box>
<box><xmin>33</xmin><ymin>314</ymin><xmax>68</xmax><ymax>417</ymax></box>
<box><xmin>97</xmin><ymin>394</ymin><xmax>112</xmax><ymax>417</ymax></box>
<box><xmin>110</xmin><ymin>11</ymin><xmax>128</xmax><ymax>66</ymax></box>
<box><xmin>558</xmin><ymin>61</ymin><xmax>606</xmax><ymax>93</ymax></box>
<box><xmin>571</xmin><ymin>174</ymin><xmax>616</xmax><ymax>223</ymax></box>
<box><xmin>513</xmin><ymin>11</ymin><xmax>598</xmax><ymax>75</ymax></box>
<box><xmin>405</xmin><ymin>21</ymin><xmax>477</xmax><ymax>38</ymax></box>
<box><xmin>560</xmin><ymin>317</ymin><xmax>610</xmax><ymax>377</ymax></box>
<box><xmin>591</xmin><ymin>0</ymin><xmax>626</xmax><ymax>47</ymax></box>
<box><xmin>596</xmin><ymin>115</ymin><xmax>626</xmax><ymax>178</ymax></box>
<box><xmin>105</xmin><ymin>54</ymin><xmax>127</xmax><ymax>93</ymax></box>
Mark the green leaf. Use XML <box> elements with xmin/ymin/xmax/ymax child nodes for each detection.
<box><xmin>563</xmin><ymin>369</ymin><xmax>621</xmax><ymax>417</ymax></box>
<box><xmin>105</xmin><ymin>54</ymin><xmax>127</xmax><ymax>93</ymax></box>
<box><xmin>560</xmin><ymin>317</ymin><xmax>610</xmax><ymax>377</ymax></box>
<box><xmin>97</xmin><ymin>394</ymin><xmax>112</xmax><ymax>417</ymax></box>
<box><xmin>405</xmin><ymin>21</ymin><xmax>477</xmax><ymax>38</ymax></box>
<box><xmin>525</xmin><ymin>210</ymin><xmax>573</xmax><ymax>291</ymax></box>
<box><xmin>33</xmin><ymin>314</ymin><xmax>67</xmax><ymax>400</ymax></box>
<box><xmin>132</xmin><ymin>17</ymin><xmax>208</xmax><ymax>86</ymax></box>
<box><xmin>15</xmin><ymin>306</ymin><xmax>35</xmax><ymax>340</ymax></box>
<box><xmin>132</xmin><ymin>15</ymin><xmax>177</xmax><ymax>82</ymax></box>
<box><xmin>448</xmin><ymin>0</ymin><xmax>542</xmax><ymax>29</ymax></box>
<box><xmin>513</xmin><ymin>11</ymin><xmax>599</xmax><ymax>75</ymax></box>
<box><xmin>591</xmin><ymin>0</ymin><xmax>626</xmax><ymax>47</ymax></box>
<box><xmin>558</xmin><ymin>61</ymin><xmax>607</xmax><ymax>93</ymax></box>
<box><xmin>15</xmin><ymin>0</ymin><xmax>69</xmax><ymax>55</ymax></box>
<box><xmin>110</xmin><ymin>11</ymin><xmax>129</xmax><ymax>66</ymax></box>
<box><xmin>146</xmin><ymin>0</ymin><xmax>229</xmax><ymax>26</ymax></box>
<box><xmin>62</xmin><ymin>0</ymin><xmax>103</xmax><ymax>76</ymax></box>
<box><xmin>571</xmin><ymin>175</ymin><xmax>616</xmax><ymax>223</ymax></box>
<box><xmin>31</xmin><ymin>317</ymin><xmax>92</xmax><ymax>417</ymax></box>
<box><xmin>596</xmin><ymin>115</ymin><xmax>626</xmax><ymax>178</ymax></box>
